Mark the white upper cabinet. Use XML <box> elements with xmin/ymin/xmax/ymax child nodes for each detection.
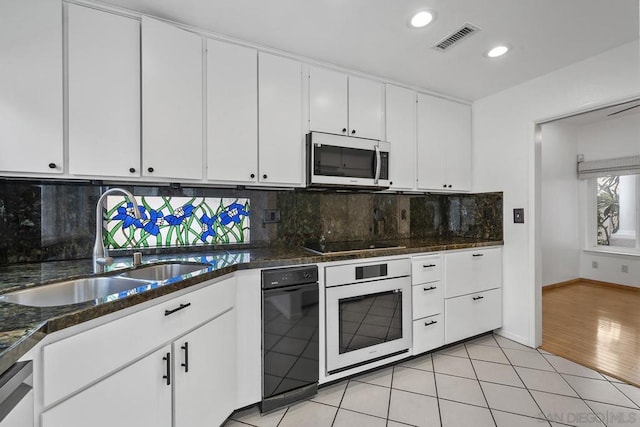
<box><xmin>385</xmin><ymin>84</ymin><xmax>416</xmax><ymax>190</ymax></box>
<box><xmin>67</xmin><ymin>4</ymin><xmax>140</xmax><ymax>178</ymax></box>
<box><xmin>142</xmin><ymin>17</ymin><xmax>203</xmax><ymax>181</ymax></box>
<box><xmin>309</xmin><ymin>66</ymin><xmax>348</xmax><ymax>136</ymax></box>
<box><xmin>309</xmin><ymin>67</ymin><xmax>383</xmax><ymax>140</ymax></box>
<box><xmin>348</xmin><ymin>76</ymin><xmax>383</xmax><ymax>140</ymax></box>
<box><xmin>258</xmin><ymin>52</ymin><xmax>303</xmax><ymax>186</ymax></box>
<box><xmin>417</xmin><ymin>94</ymin><xmax>471</xmax><ymax>191</ymax></box>
<box><xmin>0</xmin><ymin>0</ymin><xmax>63</xmax><ymax>174</ymax></box>
<box><xmin>206</xmin><ymin>39</ymin><xmax>258</xmax><ymax>183</ymax></box>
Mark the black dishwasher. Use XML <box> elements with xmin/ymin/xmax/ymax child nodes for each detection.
<box><xmin>261</xmin><ymin>265</ymin><xmax>319</xmax><ymax>413</ymax></box>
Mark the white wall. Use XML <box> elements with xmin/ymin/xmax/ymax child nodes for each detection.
<box><xmin>540</xmin><ymin>121</ymin><xmax>580</xmax><ymax>286</ymax></box>
<box><xmin>472</xmin><ymin>40</ymin><xmax>640</xmax><ymax>347</ymax></box>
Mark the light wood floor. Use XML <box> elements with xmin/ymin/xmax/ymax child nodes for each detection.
<box><xmin>541</xmin><ymin>280</ymin><xmax>640</xmax><ymax>387</ymax></box>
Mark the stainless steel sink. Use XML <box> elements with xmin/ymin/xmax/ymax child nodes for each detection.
<box><xmin>0</xmin><ymin>276</ymin><xmax>152</xmax><ymax>307</ymax></box>
<box><xmin>117</xmin><ymin>262</ymin><xmax>211</xmax><ymax>282</ymax></box>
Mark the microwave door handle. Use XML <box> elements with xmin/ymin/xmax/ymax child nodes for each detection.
<box><xmin>374</xmin><ymin>145</ymin><xmax>381</xmax><ymax>184</ymax></box>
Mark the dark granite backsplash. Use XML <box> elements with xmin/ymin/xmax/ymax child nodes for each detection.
<box><xmin>0</xmin><ymin>179</ymin><xmax>502</xmax><ymax>265</ymax></box>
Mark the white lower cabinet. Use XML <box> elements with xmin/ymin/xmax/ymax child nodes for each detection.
<box><xmin>412</xmin><ymin>314</ymin><xmax>444</xmax><ymax>354</ymax></box>
<box><xmin>41</xmin><ymin>346</ymin><xmax>173</xmax><ymax>427</ymax></box>
<box><xmin>444</xmin><ymin>288</ymin><xmax>502</xmax><ymax>344</ymax></box>
<box><xmin>0</xmin><ymin>388</ymin><xmax>33</xmax><ymax>427</ymax></box>
<box><xmin>174</xmin><ymin>310</ymin><xmax>236</xmax><ymax>427</ymax></box>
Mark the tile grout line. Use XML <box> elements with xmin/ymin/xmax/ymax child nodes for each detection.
<box><xmin>464</xmin><ymin>341</ymin><xmax>498</xmax><ymax>427</ymax></box>
<box><xmin>493</xmin><ymin>338</ymin><xmax>551</xmax><ymax>424</ymax></box>
<box><xmin>429</xmin><ymin>354</ymin><xmax>444</xmax><ymax>427</ymax></box>
<box><xmin>609</xmin><ymin>382</ymin><xmax>640</xmax><ymax>410</ymax></box>
<box><xmin>386</xmin><ymin>365</ymin><xmax>394</xmax><ymax>424</ymax></box>
<box><xmin>538</xmin><ymin>351</ymin><xmax>622</xmax><ymax>424</ymax></box>
<box><xmin>328</xmin><ymin>379</ymin><xmax>349</xmax><ymax>426</ymax></box>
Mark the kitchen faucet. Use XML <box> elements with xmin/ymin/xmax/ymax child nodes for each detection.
<box><xmin>93</xmin><ymin>188</ymin><xmax>142</xmax><ymax>273</ymax></box>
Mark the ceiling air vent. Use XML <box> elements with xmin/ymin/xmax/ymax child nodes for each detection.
<box><xmin>432</xmin><ymin>23</ymin><xmax>480</xmax><ymax>52</ymax></box>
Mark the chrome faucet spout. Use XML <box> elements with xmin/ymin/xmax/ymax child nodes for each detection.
<box><xmin>93</xmin><ymin>188</ymin><xmax>142</xmax><ymax>273</ymax></box>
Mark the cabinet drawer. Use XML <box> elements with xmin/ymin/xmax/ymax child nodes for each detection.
<box><xmin>411</xmin><ymin>255</ymin><xmax>442</xmax><ymax>285</ymax></box>
<box><xmin>42</xmin><ymin>277</ymin><xmax>235</xmax><ymax>407</ymax></box>
<box><xmin>444</xmin><ymin>248</ymin><xmax>502</xmax><ymax>298</ymax></box>
<box><xmin>412</xmin><ymin>282</ymin><xmax>443</xmax><ymax>319</ymax></box>
<box><xmin>412</xmin><ymin>314</ymin><xmax>443</xmax><ymax>355</ymax></box>
<box><xmin>444</xmin><ymin>288</ymin><xmax>501</xmax><ymax>344</ymax></box>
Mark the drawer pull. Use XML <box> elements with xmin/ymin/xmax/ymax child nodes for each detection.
<box><xmin>423</xmin><ymin>264</ymin><xmax>437</xmax><ymax>268</ymax></box>
<box><xmin>164</xmin><ymin>302</ymin><xmax>191</xmax><ymax>316</ymax></box>
<box><xmin>181</xmin><ymin>342</ymin><xmax>189</xmax><ymax>373</ymax></box>
<box><xmin>472</xmin><ymin>295</ymin><xmax>484</xmax><ymax>301</ymax></box>
<box><xmin>424</xmin><ymin>320</ymin><xmax>438</xmax><ymax>327</ymax></box>
<box><xmin>423</xmin><ymin>286</ymin><xmax>437</xmax><ymax>291</ymax></box>
<box><xmin>472</xmin><ymin>253</ymin><xmax>484</xmax><ymax>257</ymax></box>
<box><xmin>162</xmin><ymin>352</ymin><xmax>171</xmax><ymax>385</ymax></box>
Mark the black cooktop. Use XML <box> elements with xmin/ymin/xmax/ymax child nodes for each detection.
<box><xmin>302</xmin><ymin>240</ymin><xmax>405</xmax><ymax>255</ymax></box>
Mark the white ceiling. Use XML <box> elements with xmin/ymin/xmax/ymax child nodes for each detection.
<box><xmin>99</xmin><ymin>0</ymin><xmax>639</xmax><ymax>101</ymax></box>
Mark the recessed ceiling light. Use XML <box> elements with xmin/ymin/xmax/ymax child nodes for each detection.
<box><xmin>410</xmin><ymin>11</ymin><xmax>434</xmax><ymax>28</ymax></box>
<box><xmin>487</xmin><ymin>45</ymin><xmax>510</xmax><ymax>58</ymax></box>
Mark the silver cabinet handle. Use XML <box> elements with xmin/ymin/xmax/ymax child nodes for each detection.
<box><xmin>373</xmin><ymin>145</ymin><xmax>381</xmax><ymax>184</ymax></box>
<box><xmin>424</xmin><ymin>320</ymin><xmax>438</xmax><ymax>326</ymax></box>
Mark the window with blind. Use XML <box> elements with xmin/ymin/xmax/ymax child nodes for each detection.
<box><xmin>579</xmin><ymin>155</ymin><xmax>640</xmax><ymax>252</ymax></box>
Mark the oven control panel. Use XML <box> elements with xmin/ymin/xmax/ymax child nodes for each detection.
<box><xmin>261</xmin><ymin>265</ymin><xmax>318</xmax><ymax>290</ymax></box>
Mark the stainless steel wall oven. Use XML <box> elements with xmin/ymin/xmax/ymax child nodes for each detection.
<box><xmin>325</xmin><ymin>259</ymin><xmax>411</xmax><ymax>374</ymax></box>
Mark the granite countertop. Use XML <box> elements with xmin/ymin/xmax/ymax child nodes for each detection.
<box><xmin>0</xmin><ymin>237</ymin><xmax>502</xmax><ymax>377</ymax></box>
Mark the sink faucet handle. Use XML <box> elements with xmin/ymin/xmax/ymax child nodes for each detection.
<box><xmin>95</xmin><ymin>256</ymin><xmax>114</xmax><ymax>267</ymax></box>
<box><xmin>133</xmin><ymin>252</ymin><xmax>143</xmax><ymax>266</ymax></box>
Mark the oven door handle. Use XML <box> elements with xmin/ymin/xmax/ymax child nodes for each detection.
<box><xmin>373</xmin><ymin>145</ymin><xmax>381</xmax><ymax>184</ymax></box>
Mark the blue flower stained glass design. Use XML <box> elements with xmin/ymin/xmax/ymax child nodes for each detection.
<box><xmin>104</xmin><ymin>196</ymin><xmax>250</xmax><ymax>249</ymax></box>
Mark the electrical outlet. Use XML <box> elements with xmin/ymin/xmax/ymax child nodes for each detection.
<box><xmin>621</xmin><ymin>264</ymin><xmax>629</xmax><ymax>273</ymax></box>
<box><xmin>262</xmin><ymin>209</ymin><xmax>281</xmax><ymax>224</ymax></box>
<box><xmin>592</xmin><ymin>261</ymin><xmax>598</xmax><ymax>269</ymax></box>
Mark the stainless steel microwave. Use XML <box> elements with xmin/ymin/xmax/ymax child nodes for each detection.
<box><xmin>306</xmin><ymin>132</ymin><xmax>390</xmax><ymax>190</ymax></box>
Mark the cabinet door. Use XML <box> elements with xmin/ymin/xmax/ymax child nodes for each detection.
<box><xmin>174</xmin><ymin>310</ymin><xmax>236</xmax><ymax>427</ymax></box>
<box><xmin>309</xmin><ymin>66</ymin><xmax>348</xmax><ymax>135</ymax></box>
<box><xmin>348</xmin><ymin>76</ymin><xmax>383</xmax><ymax>140</ymax></box>
<box><xmin>385</xmin><ymin>85</ymin><xmax>416</xmax><ymax>190</ymax></box>
<box><xmin>207</xmin><ymin>39</ymin><xmax>257</xmax><ymax>183</ymax></box>
<box><xmin>67</xmin><ymin>4</ymin><xmax>140</xmax><ymax>178</ymax></box>
<box><xmin>445</xmin><ymin>288</ymin><xmax>502</xmax><ymax>344</ymax></box>
<box><xmin>443</xmin><ymin>101</ymin><xmax>471</xmax><ymax>191</ymax></box>
<box><xmin>0</xmin><ymin>387</ymin><xmax>33</xmax><ymax>427</ymax></box>
<box><xmin>416</xmin><ymin>93</ymin><xmax>447</xmax><ymax>190</ymax></box>
<box><xmin>258</xmin><ymin>52</ymin><xmax>303</xmax><ymax>186</ymax></box>
<box><xmin>41</xmin><ymin>346</ymin><xmax>172</xmax><ymax>427</ymax></box>
<box><xmin>413</xmin><ymin>314</ymin><xmax>444</xmax><ymax>354</ymax></box>
<box><xmin>444</xmin><ymin>248</ymin><xmax>502</xmax><ymax>298</ymax></box>
<box><xmin>0</xmin><ymin>0</ymin><xmax>62</xmax><ymax>174</ymax></box>
<box><xmin>142</xmin><ymin>17</ymin><xmax>203</xmax><ymax>180</ymax></box>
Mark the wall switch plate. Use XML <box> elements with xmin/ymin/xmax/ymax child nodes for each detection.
<box><xmin>513</xmin><ymin>208</ymin><xmax>525</xmax><ymax>224</ymax></box>
<box><xmin>263</xmin><ymin>209</ymin><xmax>281</xmax><ymax>224</ymax></box>
<box><xmin>622</xmin><ymin>264</ymin><xmax>629</xmax><ymax>273</ymax></box>
<box><xmin>592</xmin><ymin>261</ymin><xmax>598</xmax><ymax>269</ymax></box>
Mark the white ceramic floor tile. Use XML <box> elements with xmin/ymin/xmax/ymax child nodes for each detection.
<box><xmin>494</xmin><ymin>335</ymin><xmax>537</xmax><ymax>352</ymax></box>
<box><xmin>603</xmin><ymin>374</ymin><xmax>625</xmax><ymax>384</ymax></box>
<box><xmin>231</xmin><ymin>405</ymin><xmax>286</xmax><ymax>427</ymax></box>
<box><xmin>503</xmin><ymin>348</ymin><xmax>554</xmax><ymax>371</ymax></box>
<box><xmin>392</xmin><ymin>366</ymin><xmax>437</xmax><ymax>396</ymax></box>
<box><xmin>613</xmin><ymin>383</ymin><xmax>640</xmax><ymax>408</ymax></box>
<box><xmin>531</xmin><ymin>390</ymin><xmax>604</xmax><ymax>427</ymax></box>
<box><xmin>538</xmin><ymin>348</ymin><xmax>553</xmax><ymax>355</ymax></box>
<box><xmin>562</xmin><ymin>375</ymin><xmax>636</xmax><ymax>408</ymax></box>
<box><xmin>542</xmin><ymin>355</ymin><xmax>605</xmax><ymax>380</ymax></box>
<box><xmin>432</xmin><ymin>354</ymin><xmax>477</xmax><ymax>379</ymax></box>
<box><xmin>472</xmin><ymin>359</ymin><xmax>524</xmax><ymax>387</ymax></box>
<box><xmin>584</xmin><ymin>400</ymin><xmax>640</xmax><ymax>427</ymax></box>
<box><xmin>332</xmin><ymin>408</ymin><xmax>387</xmax><ymax>427</ymax></box>
<box><xmin>466</xmin><ymin>343</ymin><xmax>510</xmax><ymax>364</ymax></box>
<box><xmin>340</xmin><ymin>381</ymin><xmax>391</xmax><ymax>419</ymax></box>
<box><xmin>387</xmin><ymin>421</ymin><xmax>414</xmax><ymax>427</ymax></box>
<box><xmin>398</xmin><ymin>353</ymin><xmax>433</xmax><ymax>371</ymax></box>
<box><xmin>435</xmin><ymin>343</ymin><xmax>468</xmax><ymax>358</ymax></box>
<box><xmin>515</xmin><ymin>366</ymin><xmax>579</xmax><ymax>397</ymax></box>
<box><xmin>492</xmin><ymin>410</ymin><xmax>552</xmax><ymax>427</ymax></box>
<box><xmin>439</xmin><ymin>399</ymin><xmax>494</xmax><ymax>427</ymax></box>
<box><xmin>481</xmin><ymin>381</ymin><xmax>543</xmax><ymax>418</ymax></box>
<box><xmin>353</xmin><ymin>366</ymin><xmax>394</xmax><ymax>387</ymax></box>
<box><xmin>435</xmin><ymin>373</ymin><xmax>486</xmax><ymax>407</ymax></box>
<box><xmin>222</xmin><ymin>420</ymin><xmax>250</xmax><ymax>427</ymax></box>
<box><xmin>278</xmin><ymin>401</ymin><xmax>337</xmax><ymax>427</ymax></box>
<box><xmin>466</xmin><ymin>334</ymin><xmax>499</xmax><ymax>347</ymax></box>
<box><xmin>311</xmin><ymin>381</ymin><xmax>347</xmax><ymax>407</ymax></box>
<box><xmin>388</xmin><ymin>389</ymin><xmax>440</xmax><ymax>427</ymax></box>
